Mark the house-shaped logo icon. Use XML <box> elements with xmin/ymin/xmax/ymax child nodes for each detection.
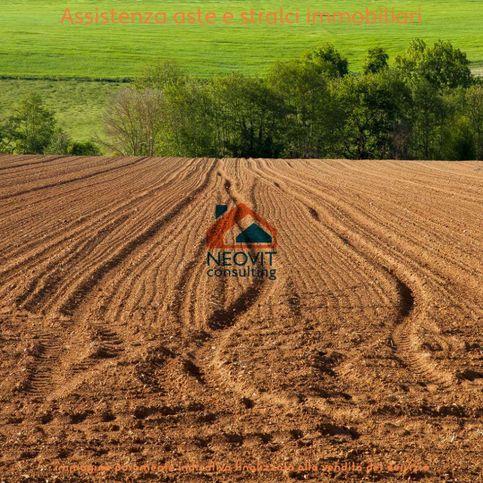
<box><xmin>206</xmin><ymin>204</ymin><xmax>277</xmax><ymax>249</ymax></box>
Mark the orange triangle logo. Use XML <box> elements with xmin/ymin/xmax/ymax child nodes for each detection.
<box><xmin>206</xmin><ymin>203</ymin><xmax>277</xmax><ymax>250</ymax></box>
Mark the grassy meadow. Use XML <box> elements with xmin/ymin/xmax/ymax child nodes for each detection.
<box><xmin>0</xmin><ymin>0</ymin><xmax>482</xmax><ymax>142</ymax></box>
<box><xmin>1</xmin><ymin>0</ymin><xmax>482</xmax><ymax>77</ymax></box>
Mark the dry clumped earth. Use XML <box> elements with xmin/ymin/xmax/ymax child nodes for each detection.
<box><xmin>0</xmin><ymin>155</ymin><xmax>481</xmax><ymax>482</ymax></box>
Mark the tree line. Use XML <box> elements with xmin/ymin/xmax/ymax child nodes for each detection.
<box><xmin>1</xmin><ymin>40</ymin><xmax>482</xmax><ymax>160</ymax></box>
<box><xmin>104</xmin><ymin>40</ymin><xmax>482</xmax><ymax>160</ymax></box>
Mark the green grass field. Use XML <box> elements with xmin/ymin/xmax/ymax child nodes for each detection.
<box><xmin>1</xmin><ymin>0</ymin><xmax>482</xmax><ymax>144</ymax></box>
<box><xmin>1</xmin><ymin>0</ymin><xmax>482</xmax><ymax>78</ymax></box>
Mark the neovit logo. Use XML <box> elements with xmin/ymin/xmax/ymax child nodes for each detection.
<box><xmin>206</xmin><ymin>204</ymin><xmax>278</xmax><ymax>280</ymax></box>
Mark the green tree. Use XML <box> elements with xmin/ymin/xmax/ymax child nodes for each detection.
<box><xmin>4</xmin><ymin>93</ymin><xmax>56</xmax><ymax>154</ymax></box>
<box><xmin>207</xmin><ymin>74</ymin><xmax>285</xmax><ymax>157</ymax></box>
<box><xmin>268</xmin><ymin>61</ymin><xmax>336</xmax><ymax>157</ymax></box>
<box><xmin>161</xmin><ymin>79</ymin><xmax>216</xmax><ymax>156</ymax></box>
<box><xmin>303</xmin><ymin>44</ymin><xmax>349</xmax><ymax>78</ymax></box>
<box><xmin>396</xmin><ymin>39</ymin><xmax>472</xmax><ymax>90</ymax></box>
<box><xmin>364</xmin><ymin>47</ymin><xmax>389</xmax><ymax>75</ymax></box>
<box><xmin>335</xmin><ymin>71</ymin><xmax>412</xmax><ymax>159</ymax></box>
<box><xmin>407</xmin><ymin>80</ymin><xmax>448</xmax><ymax>159</ymax></box>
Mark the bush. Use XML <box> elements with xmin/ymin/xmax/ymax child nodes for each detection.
<box><xmin>69</xmin><ymin>141</ymin><xmax>101</xmax><ymax>156</ymax></box>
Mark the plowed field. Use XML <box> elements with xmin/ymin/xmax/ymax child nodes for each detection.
<box><xmin>0</xmin><ymin>156</ymin><xmax>481</xmax><ymax>482</ymax></box>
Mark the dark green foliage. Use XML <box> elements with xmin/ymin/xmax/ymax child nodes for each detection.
<box><xmin>207</xmin><ymin>74</ymin><xmax>286</xmax><ymax>157</ymax></box>
<box><xmin>335</xmin><ymin>71</ymin><xmax>412</xmax><ymax>159</ymax></box>
<box><xmin>69</xmin><ymin>141</ymin><xmax>101</xmax><ymax>156</ymax></box>
<box><xmin>465</xmin><ymin>85</ymin><xmax>483</xmax><ymax>160</ymax></box>
<box><xmin>364</xmin><ymin>48</ymin><xmax>389</xmax><ymax>75</ymax></box>
<box><xmin>303</xmin><ymin>44</ymin><xmax>349</xmax><ymax>78</ymax></box>
<box><xmin>407</xmin><ymin>80</ymin><xmax>447</xmax><ymax>159</ymax></box>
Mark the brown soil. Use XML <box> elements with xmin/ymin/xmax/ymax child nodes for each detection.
<box><xmin>0</xmin><ymin>156</ymin><xmax>481</xmax><ymax>482</ymax></box>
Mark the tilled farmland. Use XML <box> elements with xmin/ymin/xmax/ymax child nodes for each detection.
<box><xmin>0</xmin><ymin>155</ymin><xmax>481</xmax><ymax>482</ymax></box>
